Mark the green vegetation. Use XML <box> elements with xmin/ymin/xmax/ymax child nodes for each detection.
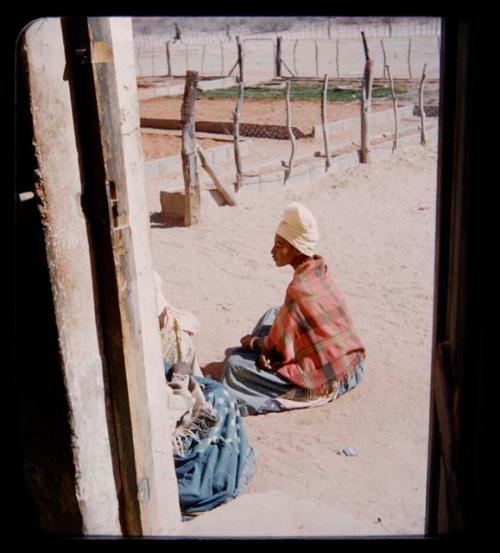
<box><xmin>197</xmin><ymin>82</ymin><xmax>407</xmax><ymax>102</ymax></box>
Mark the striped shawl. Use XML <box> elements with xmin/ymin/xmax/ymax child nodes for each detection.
<box><xmin>262</xmin><ymin>256</ymin><xmax>365</xmax><ymax>394</ymax></box>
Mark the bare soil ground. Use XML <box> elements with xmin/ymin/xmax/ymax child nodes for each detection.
<box><xmin>149</xmin><ymin>138</ymin><xmax>438</xmax><ymax>536</ymax></box>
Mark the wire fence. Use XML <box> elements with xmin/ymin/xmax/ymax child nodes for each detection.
<box><xmin>134</xmin><ymin>34</ymin><xmax>441</xmax><ymax>82</ymax></box>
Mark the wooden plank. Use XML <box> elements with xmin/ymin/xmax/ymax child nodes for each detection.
<box><xmin>197</xmin><ymin>146</ymin><xmax>237</xmax><ymax>206</ymax></box>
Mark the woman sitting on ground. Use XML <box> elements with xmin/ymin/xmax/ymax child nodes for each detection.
<box><xmin>222</xmin><ymin>202</ymin><xmax>366</xmax><ymax>416</ymax></box>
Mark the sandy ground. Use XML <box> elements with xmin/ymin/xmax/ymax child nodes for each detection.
<box><xmin>149</xmin><ymin>138</ymin><xmax>437</xmax><ymax>537</ymax></box>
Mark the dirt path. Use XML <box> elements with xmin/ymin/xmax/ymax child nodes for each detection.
<box><xmin>150</xmin><ymin>140</ymin><xmax>437</xmax><ymax>536</ymax></box>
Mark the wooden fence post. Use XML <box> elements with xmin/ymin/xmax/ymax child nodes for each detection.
<box><xmin>233</xmin><ymin>81</ymin><xmax>244</xmax><ymax>192</ymax></box>
<box><xmin>314</xmin><ymin>40</ymin><xmax>319</xmax><ymax>77</ymax></box>
<box><xmin>360</xmin><ymin>32</ymin><xmax>373</xmax><ymax>164</ymax></box>
<box><xmin>321</xmin><ymin>73</ymin><xmax>331</xmax><ymax>172</ymax></box>
<box><xmin>381</xmin><ymin>39</ymin><xmax>387</xmax><ymax>78</ymax></box>
<box><xmin>336</xmin><ymin>38</ymin><xmax>340</xmax><ymax>78</ymax></box>
<box><xmin>166</xmin><ymin>40</ymin><xmax>172</xmax><ymax>76</ymax></box>
<box><xmin>200</xmin><ymin>44</ymin><xmax>205</xmax><ymax>75</ymax></box>
<box><xmin>276</xmin><ymin>36</ymin><xmax>282</xmax><ymax>78</ymax></box>
<box><xmin>408</xmin><ymin>38</ymin><xmax>413</xmax><ymax>80</ymax></box>
<box><xmin>284</xmin><ymin>80</ymin><xmax>296</xmax><ymax>184</ymax></box>
<box><xmin>237</xmin><ymin>36</ymin><xmax>244</xmax><ymax>82</ymax></box>
<box><xmin>220</xmin><ymin>42</ymin><xmax>224</xmax><ymax>75</ymax></box>
<box><xmin>293</xmin><ymin>39</ymin><xmax>299</xmax><ymax>76</ymax></box>
<box><xmin>386</xmin><ymin>64</ymin><xmax>399</xmax><ymax>152</ymax></box>
<box><xmin>181</xmin><ymin>71</ymin><xmax>201</xmax><ymax>226</ymax></box>
<box><xmin>419</xmin><ymin>63</ymin><xmax>427</xmax><ymax>145</ymax></box>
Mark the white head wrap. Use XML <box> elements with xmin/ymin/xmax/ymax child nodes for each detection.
<box><xmin>276</xmin><ymin>202</ymin><xmax>319</xmax><ymax>257</ymax></box>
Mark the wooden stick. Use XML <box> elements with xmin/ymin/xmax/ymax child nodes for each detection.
<box><xmin>227</xmin><ymin>59</ymin><xmax>239</xmax><ymax>77</ymax></box>
<box><xmin>321</xmin><ymin>73</ymin><xmax>331</xmax><ymax>172</ymax></box>
<box><xmin>419</xmin><ymin>63</ymin><xmax>427</xmax><ymax>145</ymax></box>
<box><xmin>280</xmin><ymin>58</ymin><xmax>296</xmax><ymax>77</ymax></box>
<box><xmin>293</xmin><ymin>39</ymin><xmax>299</xmax><ymax>76</ymax></box>
<box><xmin>233</xmin><ymin>81</ymin><xmax>244</xmax><ymax>192</ymax></box>
<box><xmin>360</xmin><ymin>32</ymin><xmax>373</xmax><ymax>164</ymax></box>
<box><xmin>408</xmin><ymin>38</ymin><xmax>413</xmax><ymax>80</ymax></box>
<box><xmin>181</xmin><ymin>71</ymin><xmax>201</xmax><ymax>226</ymax></box>
<box><xmin>276</xmin><ymin>37</ymin><xmax>282</xmax><ymax>78</ymax></box>
<box><xmin>284</xmin><ymin>80</ymin><xmax>296</xmax><ymax>184</ymax></box>
<box><xmin>336</xmin><ymin>38</ymin><xmax>340</xmax><ymax>78</ymax></box>
<box><xmin>315</xmin><ymin>40</ymin><xmax>319</xmax><ymax>78</ymax></box>
<box><xmin>201</xmin><ymin>44</ymin><xmax>205</xmax><ymax>75</ymax></box>
<box><xmin>220</xmin><ymin>42</ymin><xmax>224</xmax><ymax>75</ymax></box>
<box><xmin>381</xmin><ymin>39</ymin><xmax>387</xmax><ymax>78</ymax></box>
<box><xmin>197</xmin><ymin>146</ymin><xmax>237</xmax><ymax>206</ymax></box>
<box><xmin>166</xmin><ymin>40</ymin><xmax>172</xmax><ymax>76</ymax></box>
<box><xmin>236</xmin><ymin>36</ymin><xmax>244</xmax><ymax>82</ymax></box>
<box><xmin>386</xmin><ymin>64</ymin><xmax>399</xmax><ymax>152</ymax></box>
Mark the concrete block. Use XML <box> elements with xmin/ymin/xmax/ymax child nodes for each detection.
<box><xmin>160</xmin><ymin>191</ymin><xmax>185</xmax><ymax>221</ymax></box>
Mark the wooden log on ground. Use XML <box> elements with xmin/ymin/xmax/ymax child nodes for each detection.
<box><xmin>386</xmin><ymin>64</ymin><xmax>399</xmax><ymax>153</ymax></box>
<box><xmin>197</xmin><ymin>146</ymin><xmax>237</xmax><ymax>206</ymax></box>
<box><xmin>284</xmin><ymin>80</ymin><xmax>296</xmax><ymax>184</ymax></box>
<box><xmin>321</xmin><ymin>73</ymin><xmax>331</xmax><ymax>172</ymax></box>
<box><xmin>360</xmin><ymin>31</ymin><xmax>373</xmax><ymax>164</ymax></box>
<box><xmin>181</xmin><ymin>71</ymin><xmax>201</xmax><ymax>226</ymax></box>
<box><xmin>233</xmin><ymin>80</ymin><xmax>244</xmax><ymax>192</ymax></box>
<box><xmin>419</xmin><ymin>63</ymin><xmax>427</xmax><ymax>145</ymax></box>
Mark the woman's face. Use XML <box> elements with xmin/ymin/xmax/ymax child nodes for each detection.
<box><xmin>271</xmin><ymin>234</ymin><xmax>299</xmax><ymax>267</ymax></box>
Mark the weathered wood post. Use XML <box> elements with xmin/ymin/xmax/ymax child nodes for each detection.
<box><xmin>314</xmin><ymin>40</ymin><xmax>319</xmax><ymax>77</ymax></box>
<box><xmin>284</xmin><ymin>80</ymin><xmax>296</xmax><ymax>184</ymax></box>
<box><xmin>321</xmin><ymin>73</ymin><xmax>331</xmax><ymax>172</ymax></box>
<box><xmin>166</xmin><ymin>40</ymin><xmax>172</xmax><ymax>76</ymax></box>
<box><xmin>233</xmin><ymin>80</ymin><xmax>244</xmax><ymax>191</ymax></box>
<box><xmin>197</xmin><ymin>146</ymin><xmax>237</xmax><ymax>206</ymax></box>
<box><xmin>336</xmin><ymin>38</ymin><xmax>340</xmax><ymax>78</ymax></box>
<box><xmin>408</xmin><ymin>37</ymin><xmax>413</xmax><ymax>80</ymax></box>
<box><xmin>381</xmin><ymin>39</ymin><xmax>388</xmax><ymax>78</ymax></box>
<box><xmin>419</xmin><ymin>63</ymin><xmax>427</xmax><ymax>145</ymax></box>
<box><xmin>276</xmin><ymin>36</ymin><xmax>282</xmax><ymax>78</ymax></box>
<box><xmin>200</xmin><ymin>44</ymin><xmax>206</xmax><ymax>75</ymax></box>
<box><xmin>293</xmin><ymin>39</ymin><xmax>299</xmax><ymax>76</ymax></box>
<box><xmin>360</xmin><ymin>31</ymin><xmax>374</xmax><ymax>163</ymax></box>
<box><xmin>181</xmin><ymin>71</ymin><xmax>201</xmax><ymax>225</ymax></box>
<box><xmin>386</xmin><ymin>64</ymin><xmax>399</xmax><ymax>152</ymax></box>
<box><xmin>236</xmin><ymin>35</ymin><xmax>244</xmax><ymax>82</ymax></box>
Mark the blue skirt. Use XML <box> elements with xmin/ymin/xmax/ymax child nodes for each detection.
<box><xmin>174</xmin><ymin>377</ymin><xmax>256</xmax><ymax>516</ymax></box>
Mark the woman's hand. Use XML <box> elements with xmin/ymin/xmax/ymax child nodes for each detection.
<box><xmin>259</xmin><ymin>353</ymin><xmax>272</xmax><ymax>370</ymax></box>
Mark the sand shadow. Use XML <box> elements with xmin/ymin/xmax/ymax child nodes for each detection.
<box><xmin>149</xmin><ymin>211</ymin><xmax>185</xmax><ymax>229</ymax></box>
<box><xmin>201</xmin><ymin>348</ymin><xmax>238</xmax><ymax>381</ymax></box>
